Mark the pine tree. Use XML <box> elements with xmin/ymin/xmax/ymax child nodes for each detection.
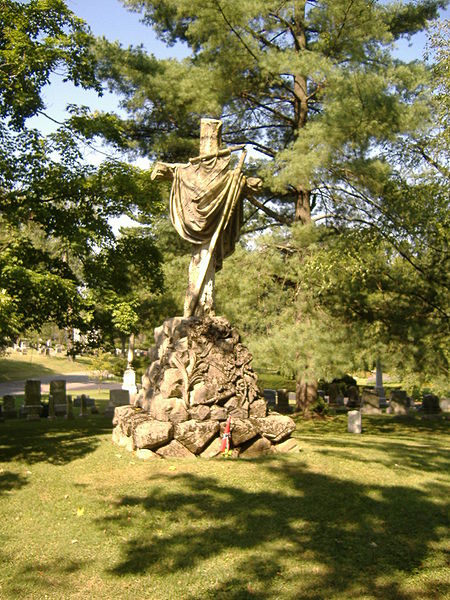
<box><xmin>95</xmin><ymin>0</ymin><xmax>447</xmax><ymax>228</ymax></box>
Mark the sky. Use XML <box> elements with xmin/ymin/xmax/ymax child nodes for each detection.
<box><xmin>32</xmin><ymin>0</ymin><xmax>449</xmax><ymax>139</ymax></box>
<box><xmin>28</xmin><ymin>0</ymin><xmax>449</xmax><ymax>162</ymax></box>
<box><xmin>30</xmin><ymin>0</ymin><xmax>187</xmax><ymax>137</ymax></box>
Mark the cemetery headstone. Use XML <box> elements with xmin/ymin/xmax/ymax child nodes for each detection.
<box><xmin>263</xmin><ymin>389</ymin><xmax>277</xmax><ymax>409</ymax></box>
<box><xmin>439</xmin><ymin>397</ymin><xmax>450</xmax><ymax>413</ymax></box>
<box><xmin>277</xmin><ymin>389</ymin><xmax>290</xmax><ymax>413</ymax></box>
<box><xmin>2</xmin><ymin>395</ymin><xmax>17</xmax><ymax>419</ymax></box>
<box><xmin>346</xmin><ymin>385</ymin><xmax>360</xmax><ymax>408</ymax></box>
<box><xmin>422</xmin><ymin>393</ymin><xmax>441</xmax><ymax>414</ymax></box>
<box><xmin>65</xmin><ymin>395</ymin><xmax>74</xmax><ymax>420</ymax></box>
<box><xmin>348</xmin><ymin>410</ymin><xmax>362</xmax><ymax>433</ymax></box>
<box><xmin>105</xmin><ymin>389</ymin><xmax>130</xmax><ymax>419</ymax></box>
<box><xmin>122</xmin><ymin>367</ymin><xmax>138</xmax><ymax>396</ymax></box>
<box><xmin>375</xmin><ymin>357</ymin><xmax>385</xmax><ymax>399</ymax></box>
<box><xmin>361</xmin><ymin>388</ymin><xmax>381</xmax><ymax>414</ymax></box>
<box><xmin>48</xmin><ymin>394</ymin><xmax>55</xmax><ymax>419</ymax></box>
<box><xmin>122</xmin><ymin>334</ymin><xmax>138</xmax><ymax>397</ymax></box>
<box><xmin>328</xmin><ymin>382</ymin><xmax>339</xmax><ymax>405</ymax></box>
<box><xmin>24</xmin><ymin>379</ymin><xmax>41</xmax><ymax>420</ymax></box>
<box><xmin>50</xmin><ymin>380</ymin><xmax>66</xmax><ymax>417</ymax></box>
<box><xmin>390</xmin><ymin>389</ymin><xmax>409</xmax><ymax>415</ymax></box>
<box><xmin>79</xmin><ymin>394</ymin><xmax>87</xmax><ymax>417</ymax></box>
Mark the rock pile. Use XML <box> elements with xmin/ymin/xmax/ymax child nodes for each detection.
<box><xmin>112</xmin><ymin>316</ymin><xmax>298</xmax><ymax>458</ymax></box>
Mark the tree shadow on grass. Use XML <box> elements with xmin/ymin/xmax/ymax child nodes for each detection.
<box><xmin>98</xmin><ymin>458</ymin><xmax>449</xmax><ymax>599</ymax></box>
<box><xmin>301</xmin><ymin>435</ymin><xmax>450</xmax><ymax>475</ymax></box>
<box><xmin>3</xmin><ymin>557</ymin><xmax>86</xmax><ymax>598</ymax></box>
<box><xmin>0</xmin><ymin>358</ymin><xmax>56</xmax><ymax>383</ymax></box>
<box><xmin>0</xmin><ymin>470</ymin><xmax>28</xmax><ymax>495</ymax></box>
<box><xmin>0</xmin><ymin>416</ymin><xmax>111</xmax><ymax>465</ymax></box>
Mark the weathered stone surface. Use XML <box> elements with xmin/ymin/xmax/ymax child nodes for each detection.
<box><xmin>230</xmin><ymin>418</ymin><xmax>258</xmax><ymax>446</ymax></box>
<box><xmin>135</xmin><ymin>448</ymin><xmax>160</xmax><ymax>460</ymax></box>
<box><xmin>189</xmin><ymin>405</ymin><xmax>210</xmax><ymax>421</ymax></box>
<box><xmin>159</xmin><ymin>368</ymin><xmax>183</xmax><ymax>399</ymax></box>
<box><xmin>273</xmin><ymin>438</ymin><xmax>300</xmax><ymax>453</ymax></box>
<box><xmin>110</xmin><ymin>310</ymin><xmax>303</xmax><ymax>459</ymax></box>
<box><xmin>133</xmin><ymin>420</ymin><xmax>173</xmax><ymax>450</ymax></box>
<box><xmin>249</xmin><ymin>398</ymin><xmax>267</xmax><ymax>418</ymax></box>
<box><xmin>251</xmin><ymin>413</ymin><xmax>296</xmax><ymax>443</ymax></box>
<box><xmin>149</xmin><ymin>395</ymin><xmax>189</xmax><ymax>423</ymax></box>
<box><xmin>130</xmin><ymin>411</ymin><xmax>154</xmax><ymax>435</ymax></box>
<box><xmin>113</xmin><ymin>406</ymin><xmax>150</xmax><ymax>437</ymax></box>
<box><xmin>190</xmin><ymin>383</ymin><xmax>215</xmax><ymax>406</ymax></box>
<box><xmin>112</xmin><ymin>427</ymin><xmax>134</xmax><ymax>452</ymax></box>
<box><xmin>224</xmin><ymin>397</ymin><xmax>239</xmax><ymax>411</ymax></box>
<box><xmin>174</xmin><ymin>419</ymin><xmax>219</xmax><ymax>454</ymax></box>
<box><xmin>347</xmin><ymin>410</ymin><xmax>362</xmax><ymax>433</ymax></box>
<box><xmin>120</xmin><ymin>436</ymin><xmax>134</xmax><ymax>452</ymax></box>
<box><xmin>113</xmin><ymin>405</ymin><xmax>135</xmax><ymax>428</ymax></box>
<box><xmin>210</xmin><ymin>405</ymin><xmax>227</xmax><ymax>421</ymax></box>
<box><xmin>168</xmin><ymin>400</ymin><xmax>190</xmax><ymax>424</ymax></box>
<box><xmin>200</xmin><ymin>437</ymin><xmax>223</xmax><ymax>458</ymax></box>
<box><xmin>112</xmin><ymin>425</ymin><xmax>122</xmax><ymax>445</ymax></box>
<box><xmin>229</xmin><ymin>406</ymin><xmax>249</xmax><ymax>419</ymax></box>
<box><xmin>390</xmin><ymin>390</ymin><xmax>408</xmax><ymax>415</ymax></box>
<box><xmin>156</xmin><ymin>440</ymin><xmax>196</xmax><ymax>458</ymax></box>
<box><xmin>361</xmin><ymin>389</ymin><xmax>381</xmax><ymax>414</ymax></box>
<box><xmin>239</xmin><ymin>436</ymin><xmax>273</xmax><ymax>457</ymax></box>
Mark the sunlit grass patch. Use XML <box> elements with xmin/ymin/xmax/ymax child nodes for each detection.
<box><xmin>0</xmin><ymin>414</ymin><xmax>448</xmax><ymax>599</ymax></box>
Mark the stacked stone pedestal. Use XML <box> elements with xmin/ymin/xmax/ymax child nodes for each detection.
<box><xmin>112</xmin><ymin>316</ymin><xmax>297</xmax><ymax>458</ymax></box>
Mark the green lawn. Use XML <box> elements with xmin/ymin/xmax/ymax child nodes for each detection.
<box><xmin>0</xmin><ymin>413</ymin><xmax>448</xmax><ymax>599</ymax></box>
<box><xmin>0</xmin><ymin>351</ymin><xmax>93</xmax><ymax>382</ymax></box>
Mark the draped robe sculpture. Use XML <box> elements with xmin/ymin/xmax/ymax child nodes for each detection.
<box><xmin>152</xmin><ymin>118</ymin><xmax>260</xmax><ymax>317</ymax></box>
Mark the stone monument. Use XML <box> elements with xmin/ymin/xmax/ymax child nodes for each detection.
<box><xmin>112</xmin><ymin>119</ymin><xmax>297</xmax><ymax>458</ymax></box>
<box><xmin>24</xmin><ymin>379</ymin><xmax>41</xmax><ymax>420</ymax></box>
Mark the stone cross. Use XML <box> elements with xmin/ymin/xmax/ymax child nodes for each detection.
<box><xmin>151</xmin><ymin>118</ymin><xmax>261</xmax><ymax>318</ymax></box>
<box><xmin>185</xmin><ymin>119</ymin><xmax>221</xmax><ymax>317</ymax></box>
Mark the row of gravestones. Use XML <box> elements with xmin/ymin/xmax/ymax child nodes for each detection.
<box><xmin>328</xmin><ymin>386</ymin><xmax>449</xmax><ymax>415</ymax></box>
<box><xmin>268</xmin><ymin>385</ymin><xmax>449</xmax><ymax>416</ymax></box>
<box><xmin>0</xmin><ymin>380</ymin><xmax>133</xmax><ymax>421</ymax></box>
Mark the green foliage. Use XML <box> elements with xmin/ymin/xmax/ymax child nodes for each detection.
<box><xmin>217</xmin><ymin>226</ymin><xmax>364</xmax><ymax>388</ymax></box>
<box><xmin>93</xmin><ymin>0</ymin><xmax>447</xmax><ymax>228</ymax></box>
<box><xmin>0</xmin><ymin>0</ymin><xmax>100</xmax><ymax>128</ymax></box>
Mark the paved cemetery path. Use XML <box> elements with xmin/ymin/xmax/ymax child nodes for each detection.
<box><xmin>0</xmin><ymin>374</ymin><xmax>123</xmax><ymax>397</ymax></box>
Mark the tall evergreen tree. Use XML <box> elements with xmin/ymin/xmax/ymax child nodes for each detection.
<box><xmin>95</xmin><ymin>0</ymin><xmax>447</xmax><ymax>229</ymax></box>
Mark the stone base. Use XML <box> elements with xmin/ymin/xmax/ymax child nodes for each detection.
<box><xmin>112</xmin><ymin>405</ymin><xmax>297</xmax><ymax>458</ymax></box>
<box><xmin>112</xmin><ymin>315</ymin><xmax>298</xmax><ymax>458</ymax></box>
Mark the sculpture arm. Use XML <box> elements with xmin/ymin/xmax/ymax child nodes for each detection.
<box><xmin>244</xmin><ymin>176</ymin><xmax>263</xmax><ymax>194</ymax></box>
<box><xmin>151</xmin><ymin>161</ymin><xmax>182</xmax><ymax>181</ymax></box>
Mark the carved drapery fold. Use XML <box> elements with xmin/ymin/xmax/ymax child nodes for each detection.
<box><xmin>169</xmin><ymin>155</ymin><xmax>244</xmax><ymax>271</ymax></box>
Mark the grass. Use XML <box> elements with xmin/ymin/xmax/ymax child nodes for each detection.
<box><xmin>0</xmin><ymin>351</ymin><xmax>93</xmax><ymax>382</ymax></box>
<box><xmin>256</xmin><ymin>371</ymin><xmax>296</xmax><ymax>391</ymax></box>
<box><xmin>0</xmin><ymin>413</ymin><xmax>448</xmax><ymax>599</ymax></box>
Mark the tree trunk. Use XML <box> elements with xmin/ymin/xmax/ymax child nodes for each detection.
<box><xmin>295</xmin><ymin>186</ymin><xmax>312</xmax><ymax>224</ymax></box>
<box><xmin>295</xmin><ymin>375</ymin><xmax>318</xmax><ymax>418</ymax></box>
<box><xmin>293</xmin><ymin>2</ymin><xmax>311</xmax><ymax>225</ymax></box>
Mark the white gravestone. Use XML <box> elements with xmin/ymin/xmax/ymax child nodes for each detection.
<box><xmin>348</xmin><ymin>410</ymin><xmax>362</xmax><ymax>434</ymax></box>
